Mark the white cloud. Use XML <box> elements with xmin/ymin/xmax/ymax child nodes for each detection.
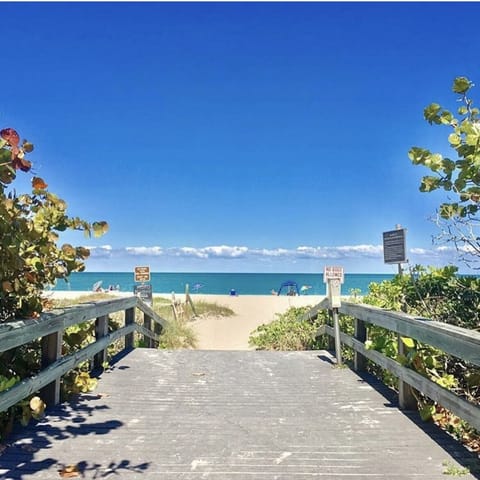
<box><xmin>87</xmin><ymin>245</ymin><xmax>113</xmax><ymax>258</ymax></box>
<box><xmin>120</xmin><ymin>244</ymin><xmax>385</xmax><ymax>261</ymax></box>
<box><xmin>251</xmin><ymin>248</ymin><xmax>292</xmax><ymax>257</ymax></box>
<box><xmin>295</xmin><ymin>245</ymin><xmax>383</xmax><ymax>259</ymax></box>
<box><xmin>101</xmin><ymin>243</ymin><xmax>466</xmax><ymax>268</ymax></box>
<box><xmin>409</xmin><ymin>248</ymin><xmax>431</xmax><ymax>255</ymax></box>
<box><xmin>83</xmin><ymin>242</ymin><xmax>470</xmax><ymax>273</ymax></box>
<box><xmin>169</xmin><ymin>245</ymin><xmax>248</xmax><ymax>259</ymax></box>
<box><xmin>125</xmin><ymin>246</ymin><xmax>164</xmax><ymax>256</ymax></box>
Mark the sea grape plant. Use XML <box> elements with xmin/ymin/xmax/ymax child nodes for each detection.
<box><xmin>409</xmin><ymin>76</ymin><xmax>480</xmax><ymax>268</ymax></box>
<box><xmin>0</xmin><ymin>127</ymin><xmax>108</xmax><ymax>321</ymax></box>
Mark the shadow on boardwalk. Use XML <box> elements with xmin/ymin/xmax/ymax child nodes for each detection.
<box><xmin>0</xmin><ymin>359</ymin><xmax>151</xmax><ymax>479</ymax></box>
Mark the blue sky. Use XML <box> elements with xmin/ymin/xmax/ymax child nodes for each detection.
<box><xmin>2</xmin><ymin>2</ymin><xmax>480</xmax><ymax>274</ymax></box>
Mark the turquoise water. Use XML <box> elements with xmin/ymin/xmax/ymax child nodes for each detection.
<box><xmin>51</xmin><ymin>272</ymin><xmax>395</xmax><ymax>296</ymax></box>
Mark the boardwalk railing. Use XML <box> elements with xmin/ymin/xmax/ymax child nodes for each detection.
<box><xmin>303</xmin><ymin>298</ymin><xmax>480</xmax><ymax>431</ymax></box>
<box><xmin>0</xmin><ymin>296</ymin><xmax>167</xmax><ymax>414</ymax></box>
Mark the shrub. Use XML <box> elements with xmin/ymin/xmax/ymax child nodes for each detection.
<box><xmin>249</xmin><ymin>306</ymin><xmax>323</xmax><ymax>351</ymax></box>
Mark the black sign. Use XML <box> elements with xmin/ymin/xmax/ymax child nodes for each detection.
<box><xmin>134</xmin><ymin>284</ymin><xmax>153</xmax><ymax>306</ymax></box>
<box><xmin>383</xmin><ymin>229</ymin><xmax>406</xmax><ymax>264</ymax></box>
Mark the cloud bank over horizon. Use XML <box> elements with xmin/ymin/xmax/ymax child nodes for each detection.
<box><xmin>84</xmin><ymin>242</ymin><xmax>467</xmax><ymax>273</ymax></box>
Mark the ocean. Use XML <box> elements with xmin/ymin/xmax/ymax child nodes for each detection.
<box><xmin>50</xmin><ymin>272</ymin><xmax>395</xmax><ymax>296</ymax></box>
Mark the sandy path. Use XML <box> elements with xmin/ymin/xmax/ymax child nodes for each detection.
<box><xmin>46</xmin><ymin>291</ymin><xmax>324</xmax><ymax>351</ymax></box>
<box><xmin>188</xmin><ymin>294</ymin><xmax>323</xmax><ymax>350</ymax></box>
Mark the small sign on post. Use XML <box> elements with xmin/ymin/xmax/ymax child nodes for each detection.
<box><xmin>134</xmin><ymin>283</ymin><xmax>153</xmax><ymax>306</ymax></box>
<box><xmin>133</xmin><ymin>266</ymin><xmax>152</xmax><ymax>306</ymax></box>
<box><xmin>323</xmin><ymin>265</ymin><xmax>344</xmax><ymax>309</ymax></box>
<box><xmin>134</xmin><ymin>266</ymin><xmax>150</xmax><ymax>283</ymax></box>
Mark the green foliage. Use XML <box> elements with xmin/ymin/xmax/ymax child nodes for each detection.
<box><xmin>249</xmin><ymin>306</ymin><xmax>324</xmax><ymax>351</ymax></box>
<box><xmin>0</xmin><ymin>123</ymin><xmax>108</xmax><ymax>441</ymax></box>
<box><xmin>362</xmin><ymin>267</ymin><xmax>480</xmax><ymax>451</ymax></box>
<box><xmin>409</xmin><ymin>76</ymin><xmax>480</xmax><ymax>267</ymax></box>
<box><xmin>442</xmin><ymin>460</ymin><xmax>471</xmax><ymax>477</ymax></box>
<box><xmin>0</xmin><ymin>127</ymin><xmax>108</xmax><ymax>321</ymax></box>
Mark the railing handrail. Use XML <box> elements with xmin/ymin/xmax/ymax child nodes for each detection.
<box><xmin>338</xmin><ymin>301</ymin><xmax>480</xmax><ymax>366</ymax></box>
<box><xmin>0</xmin><ymin>296</ymin><xmax>169</xmax><ymax>413</ymax></box>
<box><xmin>302</xmin><ymin>299</ymin><xmax>480</xmax><ymax>366</ymax></box>
<box><xmin>304</xmin><ymin>299</ymin><xmax>480</xmax><ymax>431</ymax></box>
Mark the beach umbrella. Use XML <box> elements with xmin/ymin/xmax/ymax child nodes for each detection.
<box><xmin>300</xmin><ymin>285</ymin><xmax>312</xmax><ymax>293</ymax></box>
<box><xmin>92</xmin><ymin>280</ymin><xmax>103</xmax><ymax>292</ymax></box>
<box><xmin>192</xmin><ymin>283</ymin><xmax>204</xmax><ymax>292</ymax></box>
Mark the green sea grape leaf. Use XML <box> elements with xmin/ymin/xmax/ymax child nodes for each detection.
<box><xmin>452</xmin><ymin>76</ymin><xmax>472</xmax><ymax>94</ymax></box>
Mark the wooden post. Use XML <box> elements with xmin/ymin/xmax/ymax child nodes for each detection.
<box><xmin>327</xmin><ymin>309</ymin><xmax>335</xmax><ymax>351</ymax></box>
<box><xmin>185</xmin><ymin>283</ymin><xmax>197</xmax><ymax>317</ymax></box>
<box><xmin>354</xmin><ymin>318</ymin><xmax>367</xmax><ymax>372</ymax></box>
<box><xmin>171</xmin><ymin>292</ymin><xmax>178</xmax><ymax>322</ymax></box>
<box><xmin>332</xmin><ymin>307</ymin><xmax>342</xmax><ymax>366</ymax></box>
<box><xmin>143</xmin><ymin>313</ymin><xmax>154</xmax><ymax>348</ymax></box>
<box><xmin>94</xmin><ymin>315</ymin><xmax>109</xmax><ymax>370</ymax></box>
<box><xmin>397</xmin><ymin>334</ymin><xmax>417</xmax><ymax>410</ymax></box>
<box><xmin>125</xmin><ymin>307</ymin><xmax>135</xmax><ymax>350</ymax></box>
<box><xmin>40</xmin><ymin>331</ymin><xmax>63</xmax><ymax>407</ymax></box>
<box><xmin>154</xmin><ymin>319</ymin><xmax>162</xmax><ymax>348</ymax></box>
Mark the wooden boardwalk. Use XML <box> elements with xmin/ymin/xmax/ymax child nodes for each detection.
<box><xmin>1</xmin><ymin>349</ymin><xmax>478</xmax><ymax>479</ymax></box>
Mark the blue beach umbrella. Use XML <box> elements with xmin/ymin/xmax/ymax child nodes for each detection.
<box><xmin>192</xmin><ymin>283</ymin><xmax>204</xmax><ymax>292</ymax></box>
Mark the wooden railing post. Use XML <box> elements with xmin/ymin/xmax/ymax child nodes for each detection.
<box><xmin>94</xmin><ymin>315</ymin><xmax>109</xmax><ymax>370</ymax></box>
<box><xmin>40</xmin><ymin>331</ymin><xmax>62</xmax><ymax>407</ymax></box>
<box><xmin>143</xmin><ymin>313</ymin><xmax>154</xmax><ymax>348</ymax></box>
<box><xmin>397</xmin><ymin>334</ymin><xmax>417</xmax><ymax>410</ymax></box>
<box><xmin>327</xmin><ymin>309</ymin><xmax>335</xmax><ymax>351</ymax></box>
<box><xmin>354</xmin><ymin>318</ymin><xmax>367</xmax><ymax>372</ymax></box>
<box><xmin>332</xmin><ymin>307</ymin><xmax>342</xmax><ymax>365</ymax></box>
<box><xmin>125</xmin><ymin>307</ymin><xmax>135</xmax><ymax>350</ymax></box>
<box><xmin>154</xmin><ymin>319</ymin><xmax>162</xmax><ymax>348</ymax></box>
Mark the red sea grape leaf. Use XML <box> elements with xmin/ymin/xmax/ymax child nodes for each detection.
<box><xmin>32</xmin><ymin>176</ymin><xmax>48</xmax><ymax>190</ymax></box>
<box><xmin>0</xmin><ymin>128</ymin><xmax>20</xmax><ymax>148</ymax></box>
<box><xmin>12</xmin><ymin>156</ymin><xmax>32</xmax><ymax>172</ymax></box>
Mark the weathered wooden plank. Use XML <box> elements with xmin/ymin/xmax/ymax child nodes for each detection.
<box><xmin>1</xmin><ymin>349</ymin><xmax>476</xmax><ymax>479</ymax></box>
<box><xmin>94</xmin><ymin>315</ymin><xmax>109</xmax><ymax>370</ymax></box>
<box><xmin>142</xmin><ymin>313</ymin><xmax>154</xmax><ymax>348</ymax></box>
<box><xmin>0</xmin><ymin>297</ymin><xmax>138</xmax><ymax>352</ymax></box>
<box><xmin>323</xmin><ymin>325</ymin><xmax>480</xmax><ymax>431</ymax></box>
<box><xmin>353</xmin><ymin>318</ymin><xmax>367</xmax><ymax>372</ymax></box>
<box><xmin>136</xmin><ymin>324</ymin><xmax>160</xmax><ymax>344</ymax></box>
<box><xmin>0</xmin><ymin>324</ymin><xmax>136</xmax><ymax>413</ymax></box>
<box><xmin>339</xmin><ymin>302</ymin><xmax>480</xmax><ymax>366</ymax></box>
<box><xmin>136</xmin><ymin>299</ymin><xmax>168</xmax><ymax>329</ymax></box>
<box><xmin>397</xmin><ymin>332</ymin><xmax>417</xmax><ymax>410</ymax></box>
<box><xmin>40</xmin><ymin>331</ymin><xmax>62</xmax><ymax>406</ymax></box>
<box><xmin>124</xmin><ymin>308</ymin><xmax>135</xmax><ymax>350</ymax></box>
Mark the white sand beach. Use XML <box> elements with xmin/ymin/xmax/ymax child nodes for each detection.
<box><xmin>188</xmin><ymin>294</ymin><xmax>323</xmax><ymax>350</ymax></box>
<box><xmin>46</xmin><ymin>291</ymin><xmax>323</xmax><ymax>350</ymax></box>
